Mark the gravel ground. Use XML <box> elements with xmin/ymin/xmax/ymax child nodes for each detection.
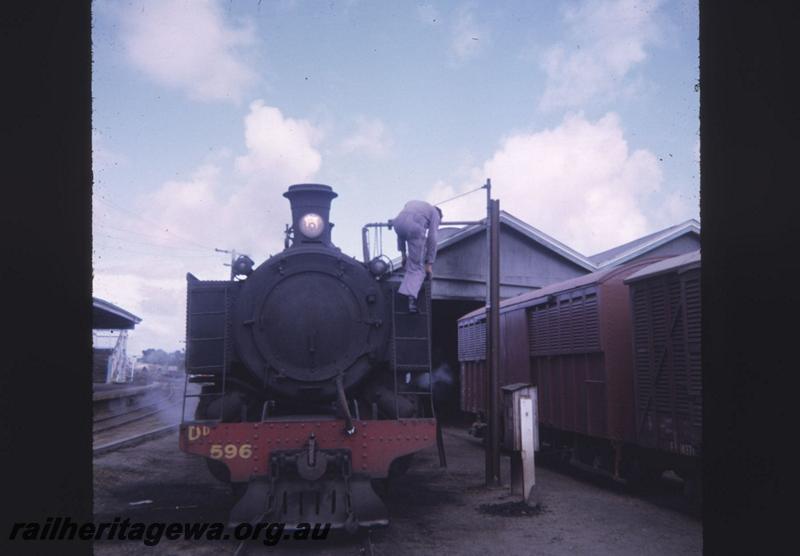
<box><xmin>93</xmin><ymin>426</ymin><xmax>701</xmax><ymax>555</ymax></box>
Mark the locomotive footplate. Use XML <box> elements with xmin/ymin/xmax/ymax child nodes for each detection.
<box><xmin>230</xmin><ymin>443</ymin><xmax>386</xmax><ymax>532</ymax></box>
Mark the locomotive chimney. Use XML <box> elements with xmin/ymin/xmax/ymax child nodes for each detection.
<box><xmin>283</xmin><ymin>183</ymin><xmax>338</xmax><ymax>247</ymax></box>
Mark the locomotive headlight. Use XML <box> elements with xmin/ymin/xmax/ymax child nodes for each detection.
<box><xmin>299</xmin><ymin>213</ymin><xmax>325</xmax><ymax>238</ymax></box>
<box><xmin>368</xmin><ymin>257</ymin><xmax>389</xmax><ymax>277</ymax></box>
<box><xmin>233</xmin><ymin>255</ymin><xmax>255</xmax><ymax>277</ymax></box>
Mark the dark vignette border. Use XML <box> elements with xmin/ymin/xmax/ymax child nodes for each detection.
<box><xmin>701</xmin><ymin>1</ymin><xmax>799</xmax><ymax>554</ymax></box>
<box><xmin>0</xmin><ymin>2</ymin><xmax>93</xmax><ymax>555</ymax></box>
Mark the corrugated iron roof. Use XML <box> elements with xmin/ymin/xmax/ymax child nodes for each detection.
<box><xmin>386</xmin><ymin>212</ymin><xmax>701</xmax><ymax>305</ymax></box>
<box><xmin>436</xmin><ymin>227</ymin><xmax>462</xmax><ymax>240</ymax></box>
<box><xmin>391</xmin><ymin>214</ymin><xmax>700</xmax><ymax>272</ymax></box>
<box><xmin>623</xmin><ymin>249</ymin><xmax>701</xmax><ymax>283</ymax></box>
<box><xmin>499</xmin><ymin>212</ymin><xmax>597</xmax><ymax>270</ymax></box>
<box><xmin>588</xmin><ymin>219</ymin><xmax>700</xmax><ymax>267</ymax></box>
<box><xmin>391</xmin><ymin>210</ymin><xmax>597</xmax><ymax>271</ymax></box>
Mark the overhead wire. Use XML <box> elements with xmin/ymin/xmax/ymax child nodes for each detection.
<box><xmin>92</xmin><ymin>240</ymin><xmax>219</xmax><ymax>259</ymax></box>
<box><xmin>98</xmin><ymin>224</ymin><xmax>213</xmax><ymax>249</ymax></box>
<box><xmin>431</xmin><ymin>184</ymin><xmax>486</xmax><ymax>207</ymax></box>
<box><xmin>93</xmin><ymin>195</ymin><xmax>218</xmax><ymax>251</ymax></box>
<box><xmin>94</xmin><ymin>231</ymin><xmax>214</xmax><ymax>253</ymax></box>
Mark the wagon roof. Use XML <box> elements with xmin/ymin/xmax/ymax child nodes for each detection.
<box><xmin>458</xmin><ymin>257</ymin><xmax>662</xmax><ymax>323</ymax></box>
<box><xmin>623</xmin><ymin>249</ymin><xmax>701</xmax><ymax>283</ymax></box>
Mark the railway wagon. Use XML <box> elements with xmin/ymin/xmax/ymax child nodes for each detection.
<box><xmin>457</xmin><ymin>258</ymin><xmax>672</xmax><ymax>480</ymax></box>
<box><xmin>624</xmin><ymin>250</ymin><xmax>701</xmax><ymax>485</ymax></box>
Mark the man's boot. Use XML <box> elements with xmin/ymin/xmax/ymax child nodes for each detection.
<box><xmin>407</xmin><ymin>295</ymin><xmax>418</xmax><ymax>313</ymax></box>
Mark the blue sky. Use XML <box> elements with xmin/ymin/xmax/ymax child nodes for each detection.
<box><xmin>92</xmin><ymin>0</ymin><xmax>699</xmax><ymax>353</ymax></box>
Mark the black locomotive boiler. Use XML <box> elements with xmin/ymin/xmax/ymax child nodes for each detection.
<box><xmin>179</xmin><ymin>184</ymin><xmax>437</xmax><ymax>531</ymax></box>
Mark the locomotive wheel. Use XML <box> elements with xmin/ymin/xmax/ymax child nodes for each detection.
<box><xmin>231</xmin><ymin>482</ymin><xmax>247</xmax><ymax>499</ymax></box>
<box><xmin>371</xmin><ymin>478</ymin><xmax>388</xmax><ymax>499</ymax></box>
<box><xmin>389</xmin><ymin>454</ymin><xmax>413</xmax><ymax>476</ymax></box>
<box><xmin>206</xmin><ymin>459</ymin><xmax>232</xmax><ymax>484</ymax></box>
<box><xmin>373</xmin><ymin>455</ymin><xmax>415</xmax><ymax>498</ymax></box>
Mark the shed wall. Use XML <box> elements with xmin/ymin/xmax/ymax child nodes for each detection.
<box><xmin>433</xmin><ymin>225</ymin><xmax>588</xmax><ymax>301</ymax></box>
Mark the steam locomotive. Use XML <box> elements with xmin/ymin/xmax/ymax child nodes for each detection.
<box><xmin>179</xmin><ymin>184</ymin><xmax>437</xmax><ymax>531</ymax></box>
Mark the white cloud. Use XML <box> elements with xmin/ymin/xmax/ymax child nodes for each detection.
<box><xmin>120</xmin><ymin>0</ymin><xmax>257</xmax><ymax>103</ymax></box>
<box><xmin>109</xmin><ymin>101</ymin><xmax>323</xmax><ymax>260</ymax></box>
<box><xmin>539</xmin><ymin>0</ymin><xmax>664</xmax><ymax>110</ymax></box>
<box><xmin>140</xmin><ymin>101</ymin><xmax>323</xmax><ymax>258</ymax></box>
<box><xmin>338</xmin><ymin>117</ymin><xmax>391</xmax><ymax>157</ymax></box>
<box><xmin>427</xmin><ymin>112</ymin><xmax>664</xmax><ymax>255</ymax></box>
<box><xmin>93</xmin><ymin>170</ymin><xmax>223</xmax><ymax>282</ymax></box>
<box><xmin>450</xmin><ymin>5</ymin><xmax>489</xmax><ymax>62</ymax></box>
<box><xmin>93</xmin><ymin>101</ymin><xmax>324</xmax><ymax>352</ymax></box>
<box><xmin>656</xmin><ymin>190</ymin><xmax>696</xmax><ymax>228</ymax></box>
<box><xmin>143</xmin><ymin>164</ymin><xmax>225</xmax><ymax>245</ymax></box>
<box><xmin>235</xmin><ymin>100</ymin><xmax>322</xmax><ymax>183</ymax></box>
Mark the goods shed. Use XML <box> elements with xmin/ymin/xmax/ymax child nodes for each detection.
<box><xmin>407</xmin><ymin>211</ymin><xmax>596</xmax><ymax>418</ymax></box>
<box><xmin>398</xmin><ymin>214</ymin><xmax>700</xmax><ymax>421</ymax></box>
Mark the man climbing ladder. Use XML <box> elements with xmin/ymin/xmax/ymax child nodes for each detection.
<box><xmin>392</xmin><ymin>200</ymin><xmax>442</xmax><ymax>313</ymax></box>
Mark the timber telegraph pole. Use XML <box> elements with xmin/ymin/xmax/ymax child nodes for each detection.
<box><xmin>484</xmin><ymin>180</ymin><xmax>502</xmax><ymax>487</ymax></box>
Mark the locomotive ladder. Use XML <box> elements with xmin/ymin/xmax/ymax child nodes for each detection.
<box><xmin>389</xmin><ymin>280</ymin><xmax>434</xmax><ymax>419</ymax></box>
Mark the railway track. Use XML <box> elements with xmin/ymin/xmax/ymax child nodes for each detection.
<box><xmin>93</xmin><ymin>401</ymin><xmax>182</xmax><ymax>453</ymax></box>
<box><xmin>93</xmin><ymin>403</ymin><xmax>166</xmax><ymax>433</ymax></box>
<box><xmin>93</xmin><ymin>423</ymin><xmax>178</xmax><ymax>456</ymax></box>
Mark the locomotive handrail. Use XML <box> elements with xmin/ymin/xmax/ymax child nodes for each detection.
<box><xmin>361</xmin><ymin>219</ymin><xmax>484</xmax><ymax>263</ymax></box>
